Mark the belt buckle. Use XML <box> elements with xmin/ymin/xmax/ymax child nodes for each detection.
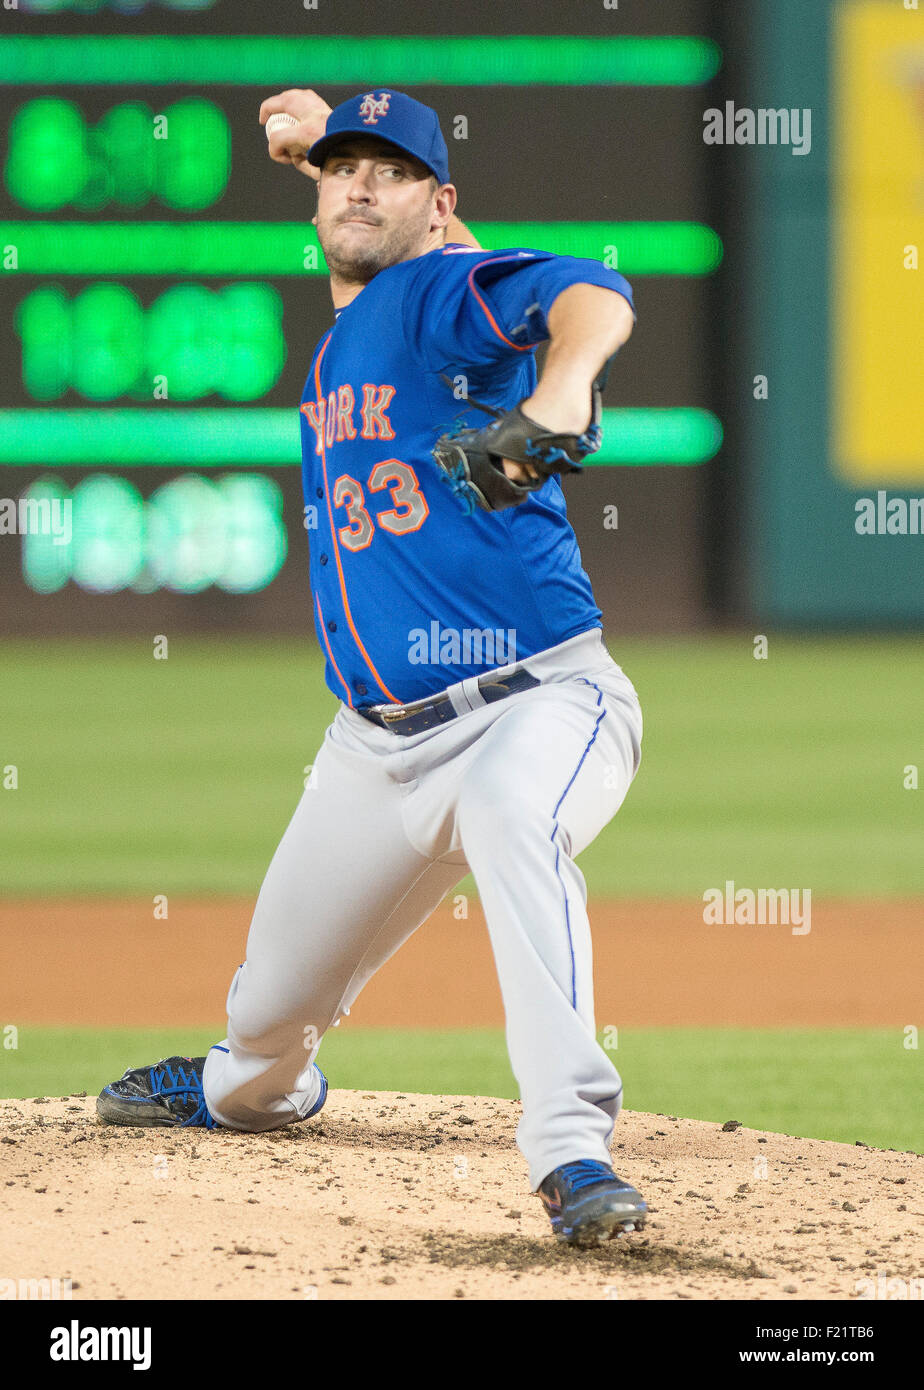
<box><xmin>382</xmin><ymin>705</ymin><xmax>409</xmax><ymax>724</ymax></box>
<box><xmin>381</xmin><ymin>692</ymin><xmax>450</xmax><ymax>727</ymax></box>
<box><xmin>478</xmin><ymin>665</ymin><xmax>520</xmax><ymax>696</ymax></box>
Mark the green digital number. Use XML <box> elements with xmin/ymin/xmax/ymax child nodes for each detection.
<box><xmin>5</xmin><ymin>97</ymin><xmax>229</xmax><ymax>211</ymax></box>
<box><xmin>21</xmin><ymin>473</ymin><xmax>288</xmax><ymax>595</ymax></box>
<box><xmin>14</xmin><ymin>283</ymin><xmax>285</xmax><ymax>402</ymax></box>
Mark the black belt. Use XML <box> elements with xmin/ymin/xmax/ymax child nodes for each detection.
<box><xmin>357</xmin><ymin>667</ymin><xmax>540</xmax><ymax>736</ymax></box>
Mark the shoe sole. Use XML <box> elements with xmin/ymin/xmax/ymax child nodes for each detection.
<box><xmin>561</xmin><ymin>1210</ymin><xmax>647</xmax><ymax>1247</ymax></box>
<box><xmin>96</xmin><ymin>1093</ymin><xmax>188</xmax><ymax>1127</ymax></box>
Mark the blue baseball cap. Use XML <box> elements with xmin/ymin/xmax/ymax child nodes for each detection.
<box><xmin>308</xmin><ymin>89</ymin><xmax>450</xmax><ymax>185</ymax></box>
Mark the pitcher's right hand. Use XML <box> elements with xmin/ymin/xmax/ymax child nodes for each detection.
<box><xmin>259</xmin><ymin>89</ymin><xmax>332</xmax><ymax>182</ymax></box>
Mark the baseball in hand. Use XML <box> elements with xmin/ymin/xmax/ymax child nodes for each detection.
<box><xmin>265</xmin><ymin>113</ymin><xmax>300</xmax><ymax>138</ymax></box>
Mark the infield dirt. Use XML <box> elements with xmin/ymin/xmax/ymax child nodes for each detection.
<box><xmin>1</xmin><ymin>896</ymin><xmax>919</xmax><ymax>1027</ymax></box>
<box><xmin>1</xmin><ymin>1092</ymin><xmax>921</xmax><ymax>1301</ymax></box>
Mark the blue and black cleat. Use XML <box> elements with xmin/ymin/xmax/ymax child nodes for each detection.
<box><xmin>538</xmin><ymin>1160</ymin><xmax>647</xmax><ymax>1246</ymax></box>
<box><xmin>97</xmin><ymin>1055</ymin><xmax>218</xmax><ymax>1128</ymax></box>
<box><xmin>96</xmin><ymin>1055</ymin><xmax>327</xmax><ymax>1130</ymax></box>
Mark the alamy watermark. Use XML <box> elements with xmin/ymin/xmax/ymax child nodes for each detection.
<box><xmin>703</xmin><ymin>102</ymin><xmax>812</xmax><ymax>156</ymax></box>
<box><xmin>854</xmin><ymin>491</ymin><xmax>924</xmax><ymax>535</ymax></box>
<box><xmin>854</xmin><ymin>1272</ymin><xmax>923</xmax><ymax>1300</ymax></box>
<box><xmin>0</xmin><ymin>1277</ymin><xmax>72</xmax><ymax>1300</ymax></box>
<box><xmin>49</xmin><ymin>1320</ymin><xmax>151</xmax><ymax>1370</ymax></box>
<box><xmin>408</xmin><ymin>622</ymin><xmax>517</xmax><ymax>667</ymax></box>
<box><xmin>0</xmin><ymin>495</ymin><xmax>72</xmax><ymax>546</ymax></box>
<box><xmin>703</xmin><ymin>881</ymin><xmax>811</xmax><ymax>935</ymax></box>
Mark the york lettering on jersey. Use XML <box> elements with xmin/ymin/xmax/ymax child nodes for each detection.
<box><xmin>301</xmin><ymin>383</ymin><xmax>397</xmax><ymax>454</ymax></box>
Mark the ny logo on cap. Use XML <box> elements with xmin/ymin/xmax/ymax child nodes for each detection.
<box><xmin>359</xmin><ymin>91</ymin><xmax>391</xmax><ymax>125</ymax></box>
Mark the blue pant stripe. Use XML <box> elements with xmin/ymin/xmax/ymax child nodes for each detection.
<box><xmin>549</xmin><ymin>680</ymin><xmax>607</xmax><ymax>1008</ymax></box>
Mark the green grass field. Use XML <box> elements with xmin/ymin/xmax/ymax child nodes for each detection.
<box><xmin>1</xmin><ymin>1025</ymin><xmax>919</xmax><ymax>1154</ymax></box>
<box><xmin>1</xmin><ymin>634</ymin><xmax>920</xmax><ymax>896</ymax></box>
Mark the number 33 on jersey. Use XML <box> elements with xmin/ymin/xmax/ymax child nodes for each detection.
<box><xmin>301</xmin><ymin>383</ymin><xmax>429</xmax><ymax>551</ymax></box>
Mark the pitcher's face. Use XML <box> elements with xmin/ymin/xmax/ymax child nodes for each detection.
<box><xmin>316</xmin><ymin>140</ymin><xmax>440</xmax><ymax>283</ymax></box>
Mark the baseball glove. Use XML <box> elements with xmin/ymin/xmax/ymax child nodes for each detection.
<box><xmin>432</xmin><ymin>373</ymin><xmax>604</xmax><ymax>515</ymax></box>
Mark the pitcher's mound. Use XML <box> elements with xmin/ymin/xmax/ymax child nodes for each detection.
<box><xmin>1</xmin><ymin>1092</ymin><xmax>919</xmax><ymax>1301</ymax></box>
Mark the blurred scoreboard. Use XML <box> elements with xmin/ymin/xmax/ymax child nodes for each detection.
<box><xmin>0</xmin><ymin>7</ymin><xmax>723</xmax><ymax>631</ymax></box>
<box><xmin>0</xmin><ymin>75</ymin><xmax>304</xmax><ymax>604</ymax></box>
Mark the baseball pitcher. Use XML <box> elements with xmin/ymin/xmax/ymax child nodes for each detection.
<box><xmin>97</xmin><ymin>88</ymin><xmax>647</xmax><ymax>1247</ymax></box>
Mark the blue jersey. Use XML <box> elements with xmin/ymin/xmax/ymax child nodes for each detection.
<box><xmin>299</xmin><ymin>244</ymin><xmax>635</xmax><ymax>707</ymax></box>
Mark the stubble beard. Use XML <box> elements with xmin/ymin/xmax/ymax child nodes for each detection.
<box><xmin>317</xmin><ymin>202</ymin><xmax>434</xmax><ymax>285</ymax></box>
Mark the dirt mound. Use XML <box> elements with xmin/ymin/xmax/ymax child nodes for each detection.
<box><xmin>1</xmin><ymin>1092</ymin><xmax>920</xmax><ymax>1301</ymax></box>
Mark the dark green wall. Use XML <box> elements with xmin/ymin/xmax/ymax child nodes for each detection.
<box><xmin>735</xmin><ymin>0</ymin><xmax>923</xmax><ymax>623</ymax></box>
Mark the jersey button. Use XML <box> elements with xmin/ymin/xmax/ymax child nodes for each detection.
<box><xmin>319</xmin><ymin>554</ymin><xmax>328</xmax><ymax>565</ymax></box>
<box><xmin>355</xmin><ymin>682</ymin><xmax>368</xmax><ymax>696</ymax></box>
<box><xmin>316</xmin><ymin>487</ymin><xmax>323</xmax><ymax>499</ymax></box>
<box><xmin>327</xmin><ymin>620</ymin><xmax>337</xmax><ymax>632</ymax></box>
